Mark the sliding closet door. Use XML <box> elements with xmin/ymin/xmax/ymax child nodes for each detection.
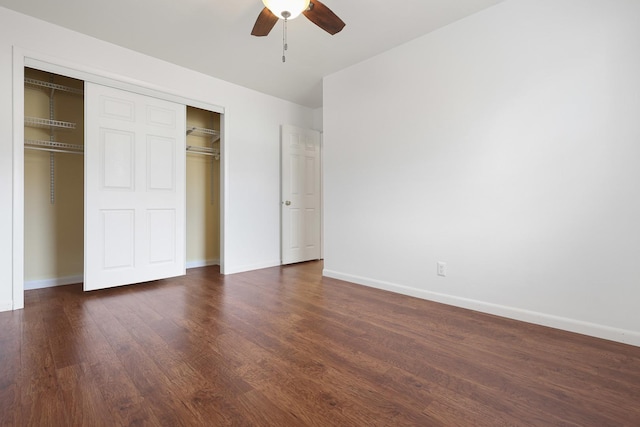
<box><xmin>84</xmin><ymin>82</ymin><xmax>186</xmax><ymax>291</ymax></box>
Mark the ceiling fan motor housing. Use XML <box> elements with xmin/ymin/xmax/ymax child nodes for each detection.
<box><xmin>252</xmin><ymin>0</ymin><xmax>345</xmax><ymax>38</ymax></box>
<box><xmin>262</xmin><ymin>0</ymin><xmax>311</xmax><ymax>20</ymax></box>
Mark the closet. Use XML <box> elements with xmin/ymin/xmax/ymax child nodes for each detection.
<box><xmin>23</xmin><ymin>67</ymin><xmax>222</xmax><ymax>291</ymax></box>
<box><xmin>24</xmin><ymin>68</ymin><xmax>84</xmax><ymax>288</ymax></box>
<box><xmin>185</xmin><ymin>106</ymin><xmax>221</xmax><ymax>268</ymax></box>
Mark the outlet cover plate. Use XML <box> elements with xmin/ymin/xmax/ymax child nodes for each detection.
<box><xmin>437</xmin><ymin>261</ymin><xmax>447</xmax><ymax>277</ymax></box>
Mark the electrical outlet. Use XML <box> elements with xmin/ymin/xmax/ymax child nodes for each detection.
<box><xmin>437</xmin><ymin>261</ymin><xmax>447</xmax><ymax>277</ymax></box>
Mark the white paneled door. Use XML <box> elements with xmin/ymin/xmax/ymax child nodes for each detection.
<box><xmin>84</xmin><ymin>83</ymin><xmax>186</xmax><ymax>291</ymax></box>
<box><xmin>281</xmin><ymin>125</ymin><xmax>321</xmax><ymax>264</ymax></box>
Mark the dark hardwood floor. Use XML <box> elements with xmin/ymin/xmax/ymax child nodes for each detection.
<box><xmin>1</xmin><ymin>261</ymin><xmax>639</xmax><ymax>426</ymax></box>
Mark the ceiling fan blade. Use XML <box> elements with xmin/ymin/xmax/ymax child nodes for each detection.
<box><xmin>251</xmin><ymin>7</ymin><xmax>279</xmax><ymax>37</ymax></box>
<box><xmin>303</xmin><ymin>0</ymin><xmax>345</xmax><ymax>35</ymax></box>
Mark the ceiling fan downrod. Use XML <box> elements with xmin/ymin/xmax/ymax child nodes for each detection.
<box><xmin>282</xmin><ymin>11</ymin><xmax>290</xmax><ymax>63</ymax></box>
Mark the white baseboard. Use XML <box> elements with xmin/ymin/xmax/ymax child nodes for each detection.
<box><xmin>24</xmin><ymin>274</ymin><xmax>83</xmax><ymax>290</ymax></box>
<box><xmin>0</xmin><ymin>300</ymin><xmax>13</xmax><ymax>312</ymax></box>
<box><xmin>323</xmin><ymin>269</ymin><xmax>640</xmax><ymax>348</ymax></box>
<box><xmin>186</xmin><ymin>259</ymin><xmax>220</xmax><ymax>269</ymax></box>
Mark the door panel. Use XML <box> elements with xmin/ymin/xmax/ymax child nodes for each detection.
<box><xmin>147</xmin><ymin>209</ymin><xmax>176</xmax><ymax>264</ymax></box>
<box><xmin>101</xmin><ymin>129</ymin><xmax>135</xmax><ymax>189</ymax></box>
<box><xmin>281</xmin><ymin>125</ymin><xmax>321</xmax><ymax>264</ymax></box>
<box><xmin>147</xmin><ymin>136</ymin><xmax>175</xmax><ymax>190</ymax></box>
<box><xmin>102</xmin><ymin>210</ymin><xmax>135</xmax><ymax>269</ymax></box>
<box><xmin>85</xmin><ymin>82</ymin><xmax>185</xmax><ymax>291</ymax></box>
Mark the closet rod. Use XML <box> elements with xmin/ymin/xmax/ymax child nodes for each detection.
<box><xmin>186</xmin><ymin>145</ymin><xmax>214</xmax><ymax>152</ymax></box>
<box><xmin>186</xmin><ymin>152</ymin><xmax>217</xmax><ymax>157</ymax></box>
<box><xmin>25</xmin><ymin>139</ymin><xmax>84</xmax><ymax>151</ymax></box>
<box><xmin>187</xmin><ymin>145</ymin><xmax>220</xmax><ymax>159</ymax></box>
<box><xmin>25</xmin><ymin>146</ymin><xmax>84</xmax><ymax>155</ymax></box>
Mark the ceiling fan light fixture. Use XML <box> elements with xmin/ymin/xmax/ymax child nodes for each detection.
<box><xmin>262</xmin><ymin>0</ymin><xmax>310</xmax><ymax>20</ymax></box>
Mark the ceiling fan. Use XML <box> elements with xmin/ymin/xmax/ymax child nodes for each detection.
<box><xmin>251</xmin><ymin>0</ymin><xmax>346</xmax><ymax>37</ymax></box>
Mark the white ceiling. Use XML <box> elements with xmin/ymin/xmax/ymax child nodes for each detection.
<box><xmin>0</xmin><ymin>0</ymin><xmax>505</xmax><ymax>108</ymax></box>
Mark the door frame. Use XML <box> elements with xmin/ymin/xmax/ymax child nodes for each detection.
<box><xmin>11</xmin><ymin>47</ymin><xmax>227</xmax><ymax>309</ymax></box>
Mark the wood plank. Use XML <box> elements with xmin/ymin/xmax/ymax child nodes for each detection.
<box><xmin>85</xmin><ymin>296</ymin><xmax>195</xmax><ymax>426</ymax></box>
<box><xmin>55</xmin><ymin>363</ymin><xmax>116</xmax><ymax>427</ymax></box>
<box><xmin>16</xmin><ymin>293</ymin><xmax>70</xmax><ymax>426</ymax></box>
<box><xmin>0</xmin><ymin>311</ymin><xmax>23</xmax><ymax>426</ymax></box>
<box><xmin>1</xmin><ymin>261</ymin><xmax>639</xmax><ymax>425</ymax></box>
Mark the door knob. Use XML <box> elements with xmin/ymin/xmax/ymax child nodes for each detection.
<box><xmin>285</xmin><ymin>200</ymin><xmax>291</xmax><ymax>206</ymax></box>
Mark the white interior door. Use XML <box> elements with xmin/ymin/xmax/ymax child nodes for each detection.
<box><xmin>84</xmin><ymin>82</ymin><xmax>186</xmax><ymax>291</ymax></box>
<box><xmin>281</xmin><ymin>125</ymin><xmax>321</xmax><ymax>264</ymax></box>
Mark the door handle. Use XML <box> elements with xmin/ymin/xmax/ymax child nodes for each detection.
<box><xmin>284</xmin><ymin>200</ymin><xmax>291</xmax><ymax>206</ymax></box>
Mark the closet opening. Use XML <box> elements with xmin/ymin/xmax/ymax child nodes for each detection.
<box><xmin>185</xmin><ymin>106</ymin><xmax>221</xmax><ymax>270</ymax></box>
<box><xmin>23</xmin><ymin>67</ymin><xmax>84</xmax><ymax>290</ymax></box>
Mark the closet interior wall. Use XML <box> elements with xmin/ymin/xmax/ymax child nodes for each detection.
<box><xmin>24</xmin><ymin>68</ymin><xmax>84</xmax><ymax>288</ymax></box>
<box><xmin>186</xmin><ymin>106</ymin><xmax>221</xmax><ymax>268</ymax></box>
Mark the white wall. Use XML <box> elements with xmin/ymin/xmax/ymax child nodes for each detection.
<box><xmin>323</xmin><ymin>0</ymin><xmax>640</xmax><ymax>346</ymax></box>
<box><xmin>312</xmin><ymin>107</ymin><xmax>323</xmax><ymax>132</ymax></box>
<box><xmin>0</xmin><ymin>7</ymin><xmax>313</xmax><ymax>310</ymax></box>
